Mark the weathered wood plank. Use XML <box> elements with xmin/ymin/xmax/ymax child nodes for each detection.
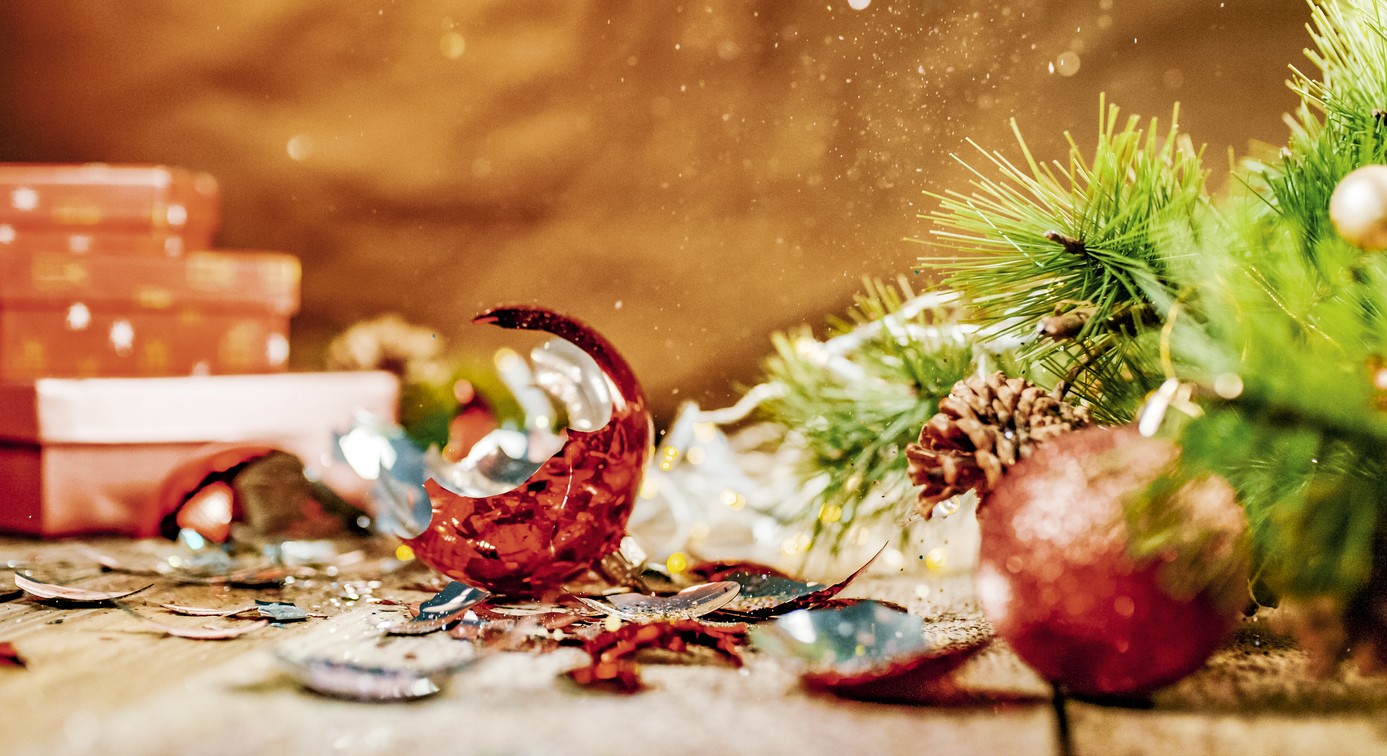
<box><xmin>1</xmin><ymin>537</ymin><xmax>1059</xmax><ymax>756</ymax></box>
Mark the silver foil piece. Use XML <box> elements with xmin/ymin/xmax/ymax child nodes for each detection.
<box><xmin>579</xmin><ymin>581</ymin><xmax>741</xmax><ymax>621</ymax></box>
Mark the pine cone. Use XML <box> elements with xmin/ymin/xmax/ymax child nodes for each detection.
<box><xmin>905</xmin><ymin>371</ymin><xmax>1091</xmax><ymax>517</ymax></box>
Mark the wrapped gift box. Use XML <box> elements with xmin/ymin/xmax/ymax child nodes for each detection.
<box><xmin>0</xmin><ymin>227</ymin><xmax>210</xmax><ymax>257</ymax></box>
<box><xmin>0</xmin><ymin>163</ymin><xmax>218</xmax><ymax>242</ymax></box>
<box><xmin>0</xmin><ymin>250</ymin><xmax>300</xmax><ymax>379</ymax></box>
<box><xmin>0</xmin><ymin>371</ymin><xmax>399</xmax><ymax>537</ymax></box>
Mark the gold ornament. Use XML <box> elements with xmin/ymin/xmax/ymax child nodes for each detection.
<box><xmin>1329</xmin><ymin>164</ymin><xmax>1387</xmax><ymax>251</ymax></box>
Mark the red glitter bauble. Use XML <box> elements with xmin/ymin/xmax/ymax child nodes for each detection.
<box><xmin>405</xmin><ymin>306</ymin><xmax>653</xmax><ymax>598</ymax></box>
<box><xmin>976</xmin><ymin>425</ymin><xmax>1248</xmax><ymax>698</ymax></box>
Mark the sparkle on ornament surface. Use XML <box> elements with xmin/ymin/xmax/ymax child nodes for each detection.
<box><xmin>1376</xmin><ymin>369</ymin><xmax>1387</xmax><ymax>392</ymax></box>
<box><xmin>109</xmin><ymin>320</ymin><xmax>135</xmax><ymax>356</ymax></box>
<box><xmin>65</xmin><ymin>303</ymin><xmax>91</xmax><ymax>331</ymax></box>
<box><xmin>166</xmin><ymin>204</ymin><xmax>188</xmax><ymax>227</ymax></box>
<box><xmin>10</xmin><ymin>188</ymin><xmax>37</xmax><ymax>211</ymax></box>
<box><xmin>848</xmin><ymin>0</ymin><xmax>871</xmax><ymax>9</ymax></box>
<box><xmin>975</xmin><ymin>563</ymin><xmax>1012</xmax><ymax>624</ymax></box>
<box><xmin>1213</xmin><ymin>372</ymin><xmax>1244</xmax><ymax>399</ymax></box>
<box><xmin>1330</xmin><ymin>165</ymin><xmax>1387</xmax><ymax>250</ymax></box>
<box><xmin>0</xmin><ymin>224</ymin><xmax>13</xmax><ymax>243</ymax></box>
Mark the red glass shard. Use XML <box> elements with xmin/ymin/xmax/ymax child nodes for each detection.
<box><xmin>405</xmin><ymin>306</ymin><xmax>653</xmax><ymax>598</ymax></box>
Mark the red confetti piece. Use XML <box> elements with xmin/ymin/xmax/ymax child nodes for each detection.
<box><xmin>567</xmin><ymin>620</ymin><xmax>749</xmax><ymax>693</ymax></box>
<box><xmin>0</xmin><ymin>642</ymin><xmax>25</xmax><ymax>668</ymax></box>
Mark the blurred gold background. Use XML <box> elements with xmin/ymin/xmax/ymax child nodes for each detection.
<box><xmin>0</xmin><ymin>0</ymin><xmax>1308</xmax><ymax>420</ymax></box>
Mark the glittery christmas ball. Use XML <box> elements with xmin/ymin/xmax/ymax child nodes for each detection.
<box><xmin>404</xmin><ymin>306</ymin><xmax>653</xmax><ymax>598</ymax></box>
<box><xmin>975</xmin><ymin>425</ymin><xmax>1248</xmax><ymax>698</ymax></box>
<box><xmin>1330</xmin><ymin>164</ymin><xmax>1387</xmax><ymax>251</ymax></box>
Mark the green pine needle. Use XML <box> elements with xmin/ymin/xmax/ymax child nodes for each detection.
<box><xmin>914</xmin><ymin>95</ymin><xmax>1208</xmax><ymax>422</ymax></box>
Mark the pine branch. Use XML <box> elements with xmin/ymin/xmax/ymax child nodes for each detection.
<box><xmin>914</xmin><ymin>95</ymin><xmax>1209</xmax><ymax>422</ymax></box>
<box><xmin>1250</xmin><ymin>0</ymin><xmax>1387</xmax><ymax>254</ymax></box>
<box><xmin>1148</xmin><ymin>195</ymin><xmax>1387</xmax><ymax>600</ymax></box>
<box><xmin>754</xmin><ymin>278</ymin><xmax>974</xmax><ymax>553</ymax></box>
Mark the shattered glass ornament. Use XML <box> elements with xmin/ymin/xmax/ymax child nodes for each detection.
<box><xmin>717</xmin><ymin>544</ymin><xmax>884</xmax><ymax>617</ymax></box>
<box><xmin>336</xmin><ymin>411</ymin><xmax>433</xmax><ymax>538</ymax></box>
<box><xmin>385</xmin><ymin>581</ymin><xmax>489</xmax><ymax>635</ymax></box>
<box><xmin>114</xmin><ymin>600</ymin><xmax>269</xmax><ymax>640</ymax></box>
<box><xmin>14</xmin><ymin>574</ymin><xmax>149</xmax><ymax>603</ymax></box>
<box><xmin>751</xmin><ymin>601</ymin><xmax>1002</xmax><ymax>706</ymax></box>
<box><xmin>720</xmin><ymin>573</ymin><xmax>824</xmax><ymax>614</ymax></box>
<box><xmin>406</xmin><ymin>306</ymin><xmax>653</xmax><ymax>598</ymax></box>
<box><xmin>275</xmin><ymin>655</ymin><xmax>466</xmax><ymax>702</ymax></box>
<box><xmin>976</xmin><ymin>425</ymin><xmax>1248</xmax><ymax>698</ymax></box>
<box><xmin>255</xmin><ymin>600</ymin><xmax>309</xmax><ymax>623</ymax></box>
<box><xmin>578</xmin><ymin>581</ymin><xmax>741</xmax><ymax>621</ymax></box>
<box><xmin>156</xmin><ymin>443</ymin><xmax>370</xmax><ymax>543</ymax></box>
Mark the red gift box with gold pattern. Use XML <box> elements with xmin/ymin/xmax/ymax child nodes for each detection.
<box><xmin>0</xmin><ymin>164</ymin><xmax>219</xmax><ymax>251</ymax></box>
<box><xmin>0</xmin><ymin>250</ymin><xmax>300</xmax><ymax>379</ymax></box>
<box><xmin>0</xmin><ymin>372</ymin><xmax>399</xmax><ymax>537</ymax></box>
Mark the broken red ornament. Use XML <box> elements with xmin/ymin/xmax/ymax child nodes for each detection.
<box><xmin>976</xmin><ymin>425</ymin><xmax>1249</xmax><ymax>698</ymax></box>
<box><xmin>406</xmin><ymin>306</ymin><xmax>653</xmax><ymax>598</ymax></box>
<box><xmin>753</xmin><ymin>601</ymin><xmax>1018</xmax><ymax>706</ymax></box>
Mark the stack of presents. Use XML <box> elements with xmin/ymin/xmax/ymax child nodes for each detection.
<box><xmin>0</xmin><ymin>164</ymin><xmax>397</xmax><ymax>537</ymax></box>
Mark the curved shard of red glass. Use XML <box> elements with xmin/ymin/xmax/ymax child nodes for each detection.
<box><xmin>406</xmin><ymin>306</ymin><xmax>653</xmax><ymax>597</ymax></box>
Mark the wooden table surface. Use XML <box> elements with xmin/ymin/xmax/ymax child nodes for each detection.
<box><xmin>2</xmin><ymin>536</ymin><xmax>1385</xmax><ymax>756</ymax></box>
